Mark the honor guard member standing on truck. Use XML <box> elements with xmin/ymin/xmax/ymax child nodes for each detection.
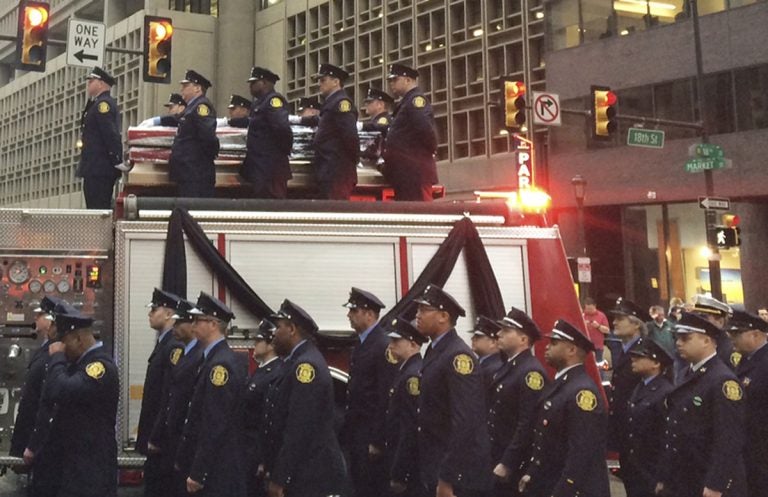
<box><xmin>384</xmin><ymin>315</ymin><xmax>426</xmax><ymax>497</ymax></box>
<box><xmin>169</xmin><ymin>70</ymin><xmax>220</xmax><ymax>198</ymax></box>
<box><xmin>518</xmin><ymin>319</ymin><xmax>610</xmax><ymax>497</ymax></box>
<box><xmin>296</xmin><ymin>96</ymin><xmax>321</xmax><ymax>118</ymax></box>
<box><xmin>43</xmin><ymin>309</ymin><xmax>120</xmax><ymax>497</ymax></box>
<box><xmin>76</xmin><ymin>66</ymin><xmax>123</xmax><ymax>209</ymax></box>
<box><xmin>148</xmin><ymin>297</ymin><xmax>204</xmax><ymax>497</ymax></box>
<box><xmin>217</xmin><ymin>94</ymin><xmax>251</xmax><ymax>128</ymax></box>
<box><xmin>414</xmin><ymin>284</ymin><xmax>493</xmax><ymax>497</ymax></box>
<box><xmin>655</xmin><ymin>312</ymin><xmax>746</xmax><ymax>497</ymax></box>
<box><xmin>342</xmin><ymin>287</ymin><xmax>398</xmax><ymax>497</ymax></box>
<box><xmin>469</xmin><ymin>315</ymin><xmax>504</xmax><ymax>390</ymax></box>
<box><xmin>621</xmin><ymin>338</ymin><xmax>674</xmax><ymax>497</ymax></box>
<box><xmin>383</xmin><ymin>63</ymin><xmax>439</xmax><ymax>201</ymax></box>
<box><xmin>138</xmin><ymin>289</ymin><xmax>184</xmax><ymax>497</ymax></box>
<box><xmin>138</xmin><ymin>93</ymin><xmax>187</xmax><ymax>127</ymax></box>
<box><xmin>176</xmin><ymin>292</ymin><xmax>246</xmax><ymax>497</ymax></box>
<box><xmin>727</xmin><ymin>311</ymin><xmax>768</xmax><ymax>497</ymax></box>
<box><xmin>297</xmin><ymin>63</ymin><xmax>359</xmax><ymax>199</ymax></box>
<box><xmin>489</xmin><ymin>307</ymin><xmax>548</xmax><ymax>497</ymax></box>
<box><xmin>243</xmin><ymin>319</ymin><xmax>283</xmax><ymax>497</ymax></box>
<box><xmin>361</xmin><ymin>88</ymin><xmax>393</xmax><ymax>135</ymax></box>
<box><xmin>263</xmin><ymin>299</ymin><xmax>347</xmax><ymax>497</ymax></box>
<box><xmin>242</xmin><ymin>67</ymin><xmax>294</xmax><ymax>199</ymax></box>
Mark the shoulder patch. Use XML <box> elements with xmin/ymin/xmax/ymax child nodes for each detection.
<box><xmin>210</xmin><ymin>365</ymin><xmax>229</xmax><ymax>386</ymax></box>
<box><xmin>170</xmin><ymin>348</ymin><xmax>183</xmax><ymax>366</ymax></box>
<box><xmin>339</xmin><ymin>99</ymin><xmax>352</xmax><ymax>112</ymax></box>
<box><xmin>525</xmin><ymin>371</ymin><xmax>545</xmax><ymax>391</ymax></box>
<box><xmin>576</xmin><ymin>389</ymin><xmax>597</xmax><ymax>411</ymax></box>
<box><xmin>453</xmin><ymin>354</ymin><xmax>474</xmax><ymax>375</ymax></box>
<box><xmin>377</xmin><ymin>116</ymin><xmax>389</xmax><ymax>125</ymax></box>
<box><xmin>97</xmin><ymin>101</ymin><xmax>110</xmax><ymax>114</ymax></box>
<box><xmin>407</xmin><ymin>377</ymin><xmax>420</xmax><ymax>396</ymax></box>
<box><xmin>385</xmin><ymin>347</ymin><xmax>398</xmax><ymax>365</ymax></box>
<box><xmin>730</xmin><ymin>351</ymin><xmax>742</xmax><ymax>367</ymax></box>
<box><xmin>723</xmin><ymin>380</ymin><xmax>743</xmax><ymax>401</ymax></box>
<box><xmin>296</xmin><ymin>363</ymin><xmax>316</xmax><ymax>384</ymax></box>
<box><xmin>270</xmin><ymin>97</ymin><xmax>283</xmax><ymax>108</ymax></box>
<box><xmin>85</xmin><ymin>361</ymin><xmax>105</xmax><ymax>379</ymax></box>
<box><xmin>197</xmin><ymin>104</ymin><xmax>210</xmax><ymax>117</ymax></box>
<box><xmin>413</xmin><ymin>96</ymin><xmax>426</xmax><ymax>108</ymax></box>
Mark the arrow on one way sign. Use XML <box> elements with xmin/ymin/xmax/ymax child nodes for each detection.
<box><xmin>73</xmin><ymin>49</ymin><xmax>99</xmax><ymax>63</ymax></box>
<box><xmin>698</xmin><ymin>196</ymin><xmax>730</xmax><ymax>210</ymax></box>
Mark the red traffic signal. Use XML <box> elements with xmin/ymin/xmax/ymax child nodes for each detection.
<box><xmin>16</xmin><ymin>1</ymin><xmax>50</xmax><ymax>72</ymax></box>
<box><xmin>143</xmin><ymin>16</ymin><xmax>173</xmax><ymax>83</ymax></box>
<box><xmin>591</xmin><ymin>85</ymin><xmax>617</xmax><ymax>140</ymax></box>
<box><xmin>503</xmin><ymin>80</ymin><xmax>526</xmax><ymax>129</ymax></box>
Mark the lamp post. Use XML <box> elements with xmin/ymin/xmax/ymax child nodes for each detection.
<box><xmin>572</xmin><ymin>175</ymin><xmax>589</xmax><ymax>299</ymax></box>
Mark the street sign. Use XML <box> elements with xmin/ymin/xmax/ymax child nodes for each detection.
<box><xmin>532</xmin><ymin>91</ymin><xmax>561</xmax><ymax>126</ymax></box>
<box><xmin>698</xmin><ymin>196</ymin><xmax>730</xmax><ymax>210</ymax></box>
<box><xmin>515</xmin><ymin>135</ymin><xmax>534</xmax><ymax>189</ymax></box>
<box><xmin>66</xmin><ymin>19</ymin><xmax>105</xmax><ymax>68</ymax></box>
<box><xmin>689</xmin><ymin>143</ymin><xmax>724</xmax><ymax>158</ymax></box>
<box><xmin>627</xmin><ymin>128</ymin><xmax>665</xmax><ymax>149</ymax></box>
<box><xmin>685</xmin><ymin>157</ymin><xmax>730</xmax><ymax>173</ymax></box>
<box><xmin>577</xmin><ymin>257</ymin><xmax>591</xmax><ymax>283</ymax></box>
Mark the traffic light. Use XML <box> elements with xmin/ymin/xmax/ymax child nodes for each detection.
<box><xmin>722</xmin><ymin>213</ymin><xmax>740</xmax><ymax>228</ymax></box>
<box><xmin>15</xmin><ymin>1</ymin><xmax>50</xmax><ymax>72</ymax></box>
<box><xmin>713</xmin><ymin>226</ymin><xmax>741</xmax><ymax>249</ymax></box>
<box><xmin>143</xmin><ymin>16</ymin><xmax>173</xmax><ymax>83</ymax></box>
<box><xmin>503</xmin><ymin>79</ymin><xmax>526</xmax><ymax>129</ymax></box>
<box><xmin>591</xmin><ymin>85</ymin><xmax>617</xmax><ymax>140</ymax></box>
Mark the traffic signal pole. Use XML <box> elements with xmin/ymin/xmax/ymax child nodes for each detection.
<box><xmin>0</xmin><ymin>34</ymin><xmax>142</xmax><ymax>55</ymax></box>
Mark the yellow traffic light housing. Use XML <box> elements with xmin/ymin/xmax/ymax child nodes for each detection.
<box><xmin>591</xmin><ymin>85</ymin><xmax>617</xmax><ymax>140</ymax></box>
<box><xmin>503</xmin><ymin>80</ymin><xmax>526</xmax><ymax>129</ymax></box>
<box><xmin>143</xmin><ymin>16</ymin><xmax>173</xmax><ymax>83</ymax></box>
<box><xmin>16</xmin><ymin>1</ymin><xmax>50</xmax><ymax>72</ymax></box>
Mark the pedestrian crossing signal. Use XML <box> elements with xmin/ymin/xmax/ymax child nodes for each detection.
<box><xmin>143</xmin><ymin>16</ymin><xmax>173</xmax><ymax>83</ymax></box>
<box><xmin>16</xmin><ymin>1</ymin><xmax>50</xmax><ymax>72</ymax></box>
<box><xmin>713</xmin><ymin>226</ymin><xmax>740</xmax><ymax>249</ymax></box>
<box><xmin>503</xmin><ymin>80</ymin><xmax>526</xmax><ymax>129</ymax></box>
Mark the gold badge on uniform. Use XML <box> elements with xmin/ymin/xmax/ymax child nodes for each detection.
<box><xmin>86</xmin><ymin>361</ymin><xmax>105</xmax><ymax>379</ymax></box>
<box><xmin>296</xmin><ymin>363</ymin><xmax>316</xmax><ymax>383</ymax></box>
<box><xmin>723</xmin><ymin>380</ymin><xmax>743</xmax><ymax>401</ymax></box>
<box><xmin>339</xmin><ymin>100</ymin><xmax>352</xmax><ymax>112</ymax></box>
<box><xmin>197</xmin><ymin>104</ymin><xmax>210</xmax><ymax>117</ymax></box>
<box><xmin>210</xmin><ymin>365</ymin><xmax>229</xmax><ymax>386</ymax></box>
<box><xmin>270</xmin><ymin>97</ymin><xmax>283</xmax><ymax>108</ymax></box>
<box><xmin>525</xmin><ymin>371</ymin><xmax>545</xmax><ymax>391</ymax></box>
<box><xmin>576</xmin><ymin>390</ymin><xmax>597</xmax><ymax>411</ymax></box>
<box><xmin>413</xmin><ymin>96</ymin><xmax>426</xmax><ymax>108</ymax></box>
<box><xmin>170</xmin><ymin>348</ymin><xmax>183</xmax><ymax>365</ymax></box>
<box><xmin>407</xmin><ymin>377</ymin><xmax>420</xmax><ymax>396</ymax></box>
<box><xmin>385</xmin><ymin>348</ymin><xmax>398</xmax><ymax>365</ymax></box>
<box><xmin>730</xmin><ymin>351</ymin><xmax>742</xmax><ymax>367</ymax></box>
<box><xmin>377</xmin><ymin>117</ymin><xmax>389</xmax><ymax>125</ymax></box>
<box><xmin>453</xmin><ymin>354</ymin><xmax>474</xmax><ymax>375</ymax></box>
<box><xmin>98</xmin><ymin>102</ymin><xmax>110</xmax><ymax>113</ymax></box>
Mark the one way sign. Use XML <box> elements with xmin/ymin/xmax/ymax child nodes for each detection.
<box><xmin>67</xmin><ymin>19</ymin><xmax>105</xmax><ymax>68</ymax></box>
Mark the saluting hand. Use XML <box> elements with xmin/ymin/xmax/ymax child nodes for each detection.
<box><xmin>518</xmin><ymin>474</ymin><xmax>531</xmax><ymax>493</ymax></box>
<box><xmin>186</xmin><ymin>477</ymin><xmax>203</xmax><ymax>493</ymax></box>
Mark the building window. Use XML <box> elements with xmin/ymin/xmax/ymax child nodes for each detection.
<box><xmin>169</xmin><ymin>0</ymin><xmax>218</xmax><ymax>15</ymax></box>
<box><xmin>698</xmin><ymin>71</ymin><xmax>735</xmax><ymax>135</ymax></box>
<box><xmin>734</xmin><ymin>65</ymin><xmax>768</xmax><ymax>131</ymax></box>
<box><xmin>259</xmin><ymin>0</ymin><xmax>283</xmax><ymax>10</ymax></box>
<box><xmin>654</xmin><ymin>79</ymin><xmax>697</xmax><ymax>139</ymax></box>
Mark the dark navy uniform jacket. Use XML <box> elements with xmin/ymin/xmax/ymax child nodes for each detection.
<box><xmin>159</xmin><ymin>114</ymin><xmax>181</xmax><ymax>127</ymax></box>
<box><xmin>344</xmin><ymin>325</ymin><xmax>398</xmax><ymax>450</ymax></box>
<box><xmin>418</xmin><ymin>329</ymin><xmax>492</xmax><ymax>492</ymax></box>
<box><xmin>487</xmin><ymin>350</ymin><xmax>548</xmax><ymax>476</ymax></box>
<box><xmin>242</xmin><ymin>90</ymin><xmax>293</xmax><ymax>191</ymax></box>
<box><xmin>311</xmin><ymin>89</ymin><xmax>359</xmax><ymax>198</ymax></box>
<box><xmin>44</xmin><ymin>345</ymin><xmax>119</xmax><ymax>497</ymax></box>
<box><xmin>262</xmin><ymin>340</ymin><xmax>346</xmax><ymax>496</ymax></box>
<box><xmin>243</xmin><ymin>357</ymin><xmax>283</xmax><ymax>471</ymax></box>
<box><xmin>362</xmin><ymin>112</ymin><xmax>391</xmax><ymax>135</ymax></box>
<box><xmin>623</xmin><ymin>374</ymin><xmax>674</xmax><ymax>497</ymax></box>
<box><xmin>385</xmin><ymin>353</ymin><xmax>422</xmax><ymax>486</ymax></box>
<box><xmin>76</xmin><ymin>91</ymin><xmax>122</xmax><ymax>179</ymax></box>
<box><xmin>177</xmin><ymin>340</ymin><xmax>247</xmax><ymax>497</ymax></box>
<box><xmin>136</xmin><ymin>330</ymin><xmax>183</xmax><ymax>455</ymax></box>
<box><xmin>736</xmin><ymin>344</ymin><xmax>768</xmax><ymax>496</ymax></box>
<box><xmin>169</xmin><ymin>96</ymin><xmax>220</xmax><ymax>189</ymax></box>
<box><xmin>609</xmin><ymin>338</ymin><xmax>643</xmax><ymax>453</ymax></box>
<box><xmin>227</xmin><ymin>117</ymin><xmax>249</xmax><ymax>128</ymax></box>
<box><xmin>479</xmin><ymin>352</ymin><xmax>504</xmax><ymax>392</ymax></box>
<box><xmin>658</xmin><ymin>355</ymin><xmax>746</xmax><ymax>497</ymax></box>
<box><xmin>9</xmin><ymin>340</ymin><xmax>51</xmax><ymax>456</ymax></box>
<box><xmin>524</xmin><ymin>364</ymin><xmax>610</xmax><ymax>497</ymax></box>
<box><xmin>382</xmin><ymin>87</ymin><xmax>438</xmax><ymax>190</ymax></box>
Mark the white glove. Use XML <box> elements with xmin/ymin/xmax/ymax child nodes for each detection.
<box><xmin>288</xmin><ymin>115</ymin><xmax>301</xmax><ymax>124</ymax></box>
<box><xmin>216</xmin><ymin>117</ymin><xmax>229</xmax><ymax>127</ymax></box>
<box><xmin>356</xmin><ymin>121</ymin><xmax>363</xmax><ymax>131</ymax></box>
<box><xmin>114</xmin><ymin>162</ymin><xmax>132</xmax><ymax>172</ymax></box>
<box><xmin>137</xmin><ymin>118</ymin><xmax>155</xmax><ymax>128</ymax></box>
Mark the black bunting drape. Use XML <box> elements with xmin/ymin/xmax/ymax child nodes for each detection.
<box><xmin>162</xmin><ymin>207</ymin><xmax>273</xmax><ymax>317</ymax></box>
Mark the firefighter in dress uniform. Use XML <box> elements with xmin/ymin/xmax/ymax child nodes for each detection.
<box><xmin>727</xmin><ymin>310</ymin><xmax>768</xmax><ymax>497</ymax></box>
<box><xmin>262</xmin><ymin>299</ymin><xmax>347</xmax><ymax>497</ymax></box>
<box><xmin>217</xmin><ymin>94</ymin><xmax>251</xmax><ymax>128</ymax></box>
<box><xmin>139</xmin><ymin>288</ymin><xmax>184</xmax><ymax>497</ymax></box>
<box><xmin>76</xmin><ymin>66</ymin><xmax>123</xmax><ymax>209</ymax></box>
<box><xmin>138</xmin><ymin>93</ymin><xmax>187</xmax><ymax>127</ymax></box>
<box><xmin>176</xmin><ymin>292</ymin><xmax>247</xmax><ymax>497</ymax></box>
<box><xmin>383</xmin><ymin>63</ymin><xmax>439</xmax><ymax>201</ymax></box>
<box><xmin>655</xmin><ymin>312</ymin><xmax>746</xmax><ymax>497</ymax></box>
<box><xmin>169</xmin><ymin>70</ymin><xmax>220</xmax><ymax>198</ymax></box>
<box><xmin>43</xmin><ymin>309</ymin><xmax>120</xmax><ymax>497</ymax></box>
<box><xmin>469</xmin><ymin>315</ymin><xmax>504</xmax><ymax>391</ymax></box>
<box><xmin>414</xmin><ymin>284</ymin><xmax>493</xmax><ymax>497</ymax></box>
<box><xmin>384</xmin><ymin>315</ymin><xmax>426</xmax><ymax>497</ymax></box>
<box><xmin>518</xmin><ymin>319</ymin><xmax>610</xmax><ymax>497</ymax></box>
<box><xmin>360</xmin><ymin>88</ymin><xmax>393</xmax><ymax>164</ymax></box>
<box><xmin>242</xmin><ymin>67</ymin><xmax>293</xmax><ymax>199</ymax></box>
<box><xmin>690</xmin><ymin>295</ymin><xmax>738</xmax><ymax>371</ymax></box>
<box><xmin>342</xmin><ymin>287</ymin><xmax>398</xmax><ymax>497</ymax></box>
<box><xmin>488</xmin><ymin>307</ymin><xmax>548</xmax><ymax>497</ymax></box>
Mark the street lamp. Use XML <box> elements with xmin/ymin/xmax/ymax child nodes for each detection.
<box><xmin>571</xmin><ymin>175</ymin><xmax>589</xmax><ymax>298</ymax></box>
